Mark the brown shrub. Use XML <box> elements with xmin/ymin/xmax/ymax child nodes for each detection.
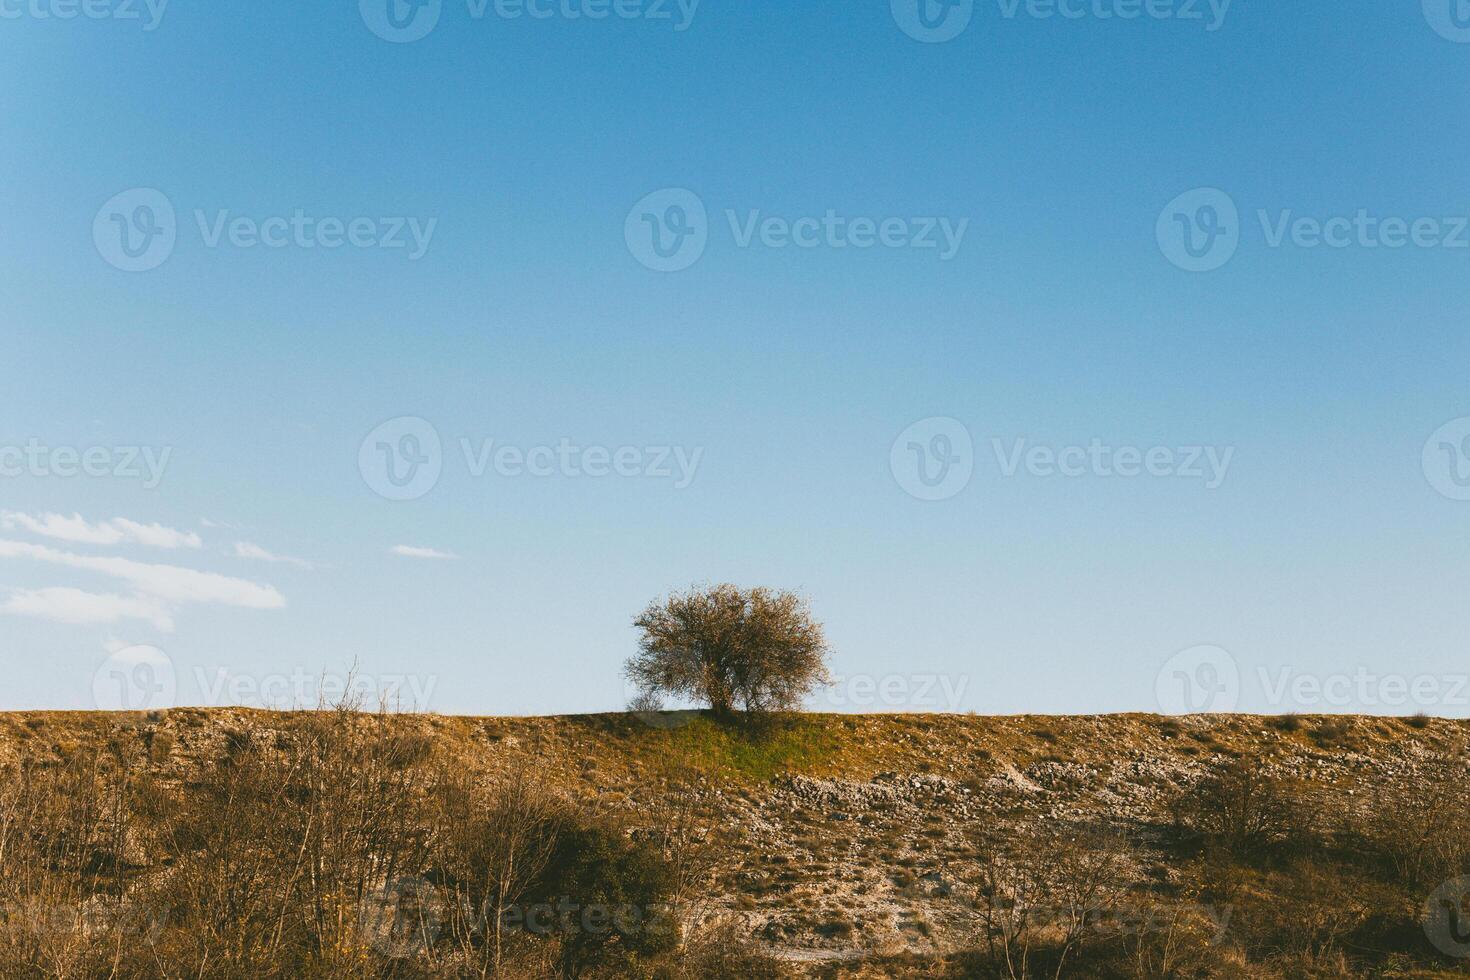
<box><xmin>1359</xmin><ymin>756</ymin><xmax>1470</xmax><ymax>889</ymax></box>
<box><xmin>969</xmin><ymin>824</ymin><xmax>1137</xmax><ymax>980</ymax></box>
<box><xmin>0</xmin><ymin>706</ymin><xmax>730</xmax><ymax>980</ymax></box>
<box><xmin>1171</xmin><ymin>758</ymin><xmax>1314</xmax><ymax>860</ymax></box>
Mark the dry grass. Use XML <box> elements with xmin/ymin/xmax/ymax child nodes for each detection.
<box><xmin>0</xmin><ymin>708</ymin><xmax>1468</xmax><ymax>977</ymax></box>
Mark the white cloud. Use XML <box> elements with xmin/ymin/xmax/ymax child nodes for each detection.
<box><xmin>233</xmin><ymin>541</ymin><xmax>314</xmax><ymax>570</ymax></box>
<box><xmin>111</xmin><ymin>518</ymin><xmax>203</xmax><ymax>550</ymax></box>
<box><xmin>1</xmin><ymin>588</ymin><xmax>175</xmax><ymax>632</ymax></box>
<box><xmin>389</xmin><ymin>545</ymin><xmax>459</xmax><ymax>560</ymax></box>
<box><xmin>0</xmin><ymin>538</ymin><xmax>285</xmax><ymax>609</ymax></box>
<box><xmin>0</xmin><ymin>512</ymin><xmax>202</xmax><ymax>550</ymax></box>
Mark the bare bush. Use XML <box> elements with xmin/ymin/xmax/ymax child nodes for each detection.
<box><xmin>1360</xmin><ymin>756</ymin><xmax>1470</xmax><ymax>889</ymax></box>
<box><xmin>1120</xmin><ymin>900</ymin><xmax>1221</xmax><ymax>980</ymax></box>
<box><xmin>971</xmin><ymin>825</ymin><xmax>1136</xmax><ymax>980</ymax></box>
<box><xmin>430</xmin><ymin>761</ymin><xmax>566</xmax><ymax>976</ymax></box>
<box><xmin>0</xmin><ymin>742</ymin><xmax>154</xmax><ymax>978</ymax></box>
<box><xmin>0</xmin><ymin>702</ymin><xmax>769</xmax><ymax>980</ymax></box>
<box><xmin>1172</xmin><ymin>758</ymin><xmax>1312</xmax><ymax>860</ymax></box>
<box><xmin>141</xmin><ymin>704</ymin><xmax>439</xmax><ymax>976</ymax></box>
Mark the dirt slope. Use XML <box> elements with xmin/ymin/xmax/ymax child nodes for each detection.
<box><xmin>2</xmin><ymin>709</ymin><xmax>1466</xmax><ymax>975</ymax></box>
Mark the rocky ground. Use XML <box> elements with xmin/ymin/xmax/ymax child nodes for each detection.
<box><xmin>2</xmin><ymin>708</ymin><xmax>1466</xmax><ymax>973</ymax></box>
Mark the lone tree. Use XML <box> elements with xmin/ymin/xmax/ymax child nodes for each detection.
<box><xmin>625</xmin><ymin>584</ymin><xmax>831</xmax><ymax>719</ymax></box>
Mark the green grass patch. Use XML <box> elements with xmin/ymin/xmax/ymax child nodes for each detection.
<box><xmin>654</xmin><ymin>714</ymin><xmax>839</xmax><ymax>781</ymax></box>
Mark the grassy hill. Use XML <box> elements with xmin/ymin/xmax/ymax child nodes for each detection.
<box><xmin>1</xmin><ymin>709</ymin><xmax>1468</xmax><ymax>977</ymax></box>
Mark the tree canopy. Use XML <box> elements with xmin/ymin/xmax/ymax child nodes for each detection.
<box><xmin>625</xmin><ymin>584</ymin><xmax>831</xmax><ymax>718</ymax></box>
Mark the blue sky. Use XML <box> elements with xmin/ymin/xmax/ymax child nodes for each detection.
<box><xmin>3</xmin><ymin>0</ymin><xmax>1469</xmax><ymax>716</ymax></box>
